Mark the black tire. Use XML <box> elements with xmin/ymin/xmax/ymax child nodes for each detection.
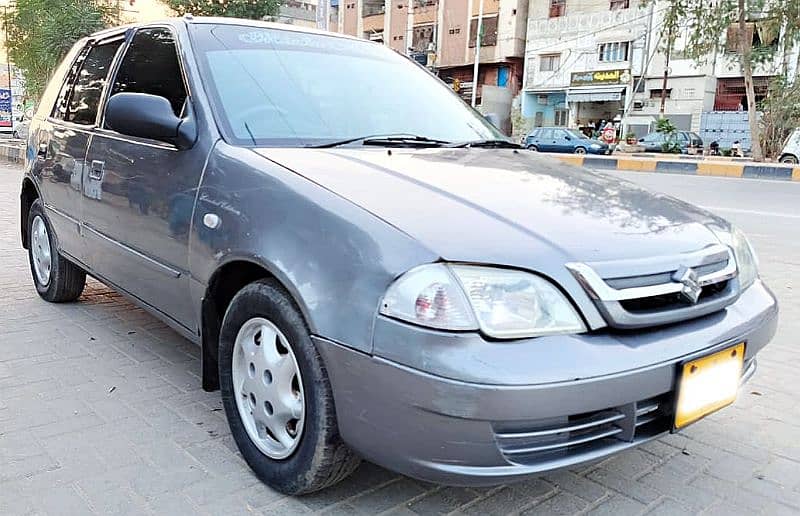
<box><xmin>527</xmin><ymin>145</ymin><xmax>538</xmax><ymax>151</ymax></box>
<box><xmin>780</xmin><ymin>154</ymin><xmax>798</xmax><ymax>165</ymax></box>
<box><xmin>218</xmin><ymin>279</ymin><xmax>360</xmax><ymax>495</ymax></box>
<box><xmin>27</xmin><ymin>199</ymin><xmax>86</xmax><ymax>302</ymax></box>
<box><xmin>574</xmin><ymin>147</ymin><xmax>587</xmax><ymax>155</ymax></box>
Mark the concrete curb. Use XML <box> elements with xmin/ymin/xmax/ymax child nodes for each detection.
<box><xmin>0</xmin><ymin>143</ymin><xmax>25</xmax><ymax>163</ymax></box>
<box><xmin>549</xmin><ymin>153</ymin><xmax>800</xmax><ymax>182</ymax></box>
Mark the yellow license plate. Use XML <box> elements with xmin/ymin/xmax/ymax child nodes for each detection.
<box><xmin>674</xmin><ymin>343</ymin><xmax>745</xmax><ymax>429</ymax></box>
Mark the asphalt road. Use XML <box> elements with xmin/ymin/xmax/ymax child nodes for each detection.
<box><xmin>1</xmin><ymin>162</ymin><xmax>799</xmax><ymax>515</ymax></box>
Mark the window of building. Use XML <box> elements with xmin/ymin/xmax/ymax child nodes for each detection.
<box><xmin>413</xmin><ymin>24</ymin><xmax>434</xmax><ymax>51</ymax></box>
<box><xmin>534</xmin><ymin>112</ymin><xmax>544</xmax><ymax>127</ymax></box>
<box><xmin>108</xmin><ymin>28</ymin><xmax>187</xmax><ymax>119</ymax></box>
<box><xmin>468</xmin><ymin>15</ymin><xmax>498</xmax><ymax>47</ymax></box>
<box><xmin>649</xmin><ymin>88</ymin><xmax>672</xmax><ymax>99</ymax></box>
<box><xmin>609</xmin><ymin>0</ymin><xmax>629</xmax><ymax>10</ymax></box>
<box><xmin>60</xmin><ymin>41</ymin><xmax>122</xmax><ymax>125</ymax></box>
<box><xmin>539</xmin><ymin>53</ymin><xmax>561</xmax><ymax>72</ymax></box>
<box><xmin>598</xmin><ymin>41</ymin><xmax>630</xmax><ymax>62</ymax></box>
<box><xmin>549</xmin><ymin>0</ymin><xmax>565</xmax><ymax>18</ymax></box>
<box><xmin>725</xmin><ymin>22</ymin><xmax>779</xmax><ymax>53</ymax></box>
<box><xmin>555</xmin><ymin>109</ymin><xmax>569</xmax><ymax>126</ymax></box>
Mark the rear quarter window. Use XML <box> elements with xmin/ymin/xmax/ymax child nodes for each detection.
<box><xmin>36</xmin><ymin>40</ymin><xmax>86</xmax><ymax>120</ymax></box>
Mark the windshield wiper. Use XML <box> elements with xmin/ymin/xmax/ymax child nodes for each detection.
<box><xmin>446</xmin><ymin>139</ymin><xmax>522</xmax><ymax>149</ymax></box>
<box><xmin>310</xmin><ymin>134</ymin><xmax>451</xmax><ymax>148</ymax></box>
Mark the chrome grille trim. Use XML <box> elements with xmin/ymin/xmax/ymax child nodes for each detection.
<box><xmin>566</xmin><ymin>244</ymin><xmax>740</xmax><ymax>328</ymax></box>
<box><xmin>494</xmin><ymin>397</ymin><xmax>668</xmax><ymax>461</ymax></box>
<box><xmin>565</xmin><ymin>245</ymin><xmax>737</xmax><ymax>302</ymax></box>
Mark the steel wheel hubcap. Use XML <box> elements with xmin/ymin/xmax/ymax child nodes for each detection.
<box><xmin>31</xmin><ymin>216</ymin><xmax>52</xmax><ymax>286</ymax></box>
<box><xmin>232</xmin><ymin>317</ymin><xmax>305</xmax><ymax>459</ymax></box>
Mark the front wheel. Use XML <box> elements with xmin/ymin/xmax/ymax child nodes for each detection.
<box><xmin>574</xmin><ymin>147</ymin><xmax>587</xmax><ymax>155</ymax></box>
<box><xmin>527</xmin><ymin>145</ymin><xmax>538</xmax><ymax>152</ymax></box>
<box><xmin>27</xmin><ymin>199</ymin><xmax>86</xmax><ymax>302</ymax></box>
<box><xmin>780</xmin><ymin>154</ymin><xmax>798</xmax><ymax>165</ymax></box>
<box><xmin>219</xmin><ymin>279</ymin><xmax>360</xmax><ymax>495</ymax></box>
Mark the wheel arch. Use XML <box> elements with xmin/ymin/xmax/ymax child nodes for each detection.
<box><xmin>199</xmin><ymin>257</ymin><xmax>314</xmax><ymax>392</ymax></box>
<box><xmin>20</xmin><ymin>177</ymin><xmax>40</xmax><ymax>249</ymax></box>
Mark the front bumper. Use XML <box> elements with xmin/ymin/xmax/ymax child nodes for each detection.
<box><xmin>315</xmin><ymin>280</ymin><xmax>777</xmax><ymax>486</ymax></box>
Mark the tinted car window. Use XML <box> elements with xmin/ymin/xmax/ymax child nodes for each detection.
<box><xmin>63</xmin><ymin>41</ymin><xmax>122</xmax><ymax>125</ymax></box>
<box><xmin>109</xmin><ymin>28</ymin><xmax>187</xmax><ymax>118</ymax></box>
<box><xmin>538</xmin><ymin>129</ymin><xmax>553</xmax><ymax>140</ymax></box>
<box><xmin>192</xmin><ymin>25</ymin><xmax>501</xmax><ymax>146</ymax></box>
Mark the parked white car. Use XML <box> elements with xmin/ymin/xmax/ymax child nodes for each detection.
<box><xmin>779</xmin><ymin>129</ymin><xmax>800</xmax><ymax>164</ymax></box>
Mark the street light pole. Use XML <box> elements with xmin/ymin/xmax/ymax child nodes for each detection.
<box><xmin>2</xmin><ymin>4</ymin><xmax>12</xmax><ymax>131</ymax></box>
<box><xmin>471</xmin><ymin>0</ymin><xmax>484</xmax><ymax>107</ymax></box>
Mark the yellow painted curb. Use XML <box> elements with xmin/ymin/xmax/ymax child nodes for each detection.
<box><xmin>616</xmin><ymin>158</ymin><xmax>657</xmax><ymax>172</ymax></box>
<box><xmin>793</xmin><ymin>167</ymin><xmax>800</xmax><ymax>181</ymax></box>
<box><xmin>555</xmin><ymin>155</ymin><xmax>585</xmax><ymax>166</ymax></box>
<box><xmin>697</xmin><ymin>162</ymin><xmax>743</xmax><ymax>177</ymax></box>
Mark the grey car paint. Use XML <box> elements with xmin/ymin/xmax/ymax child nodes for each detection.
<box><xmin>21</xmin><ymin>18</ymin><xmax>777</xmax><ymax>486</ymax></box>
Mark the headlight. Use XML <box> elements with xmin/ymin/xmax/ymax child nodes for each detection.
<box><xmin>380</xmin><ymin>264</ymin><xmax>586</xmax><ymax>338</ymax></box>
<box><xmin>711</xmin><ymin>226</ymin><xmax>759</xmax><ymax>290</ymax></box>
<box><xmin>590</xmin><ymin>143</ymin><xmax>602</xmax><ymax>149</ymax></box>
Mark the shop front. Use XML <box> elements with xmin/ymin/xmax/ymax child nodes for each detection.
<box><xmin>522</xmin><ymin>90</ymin><xmax>568</xmax><ymax>128</ymax></box>
<box><xmin>567</xmin><ymin>69</ymin><xmax>629</xmax><ymax>137</ymax></box>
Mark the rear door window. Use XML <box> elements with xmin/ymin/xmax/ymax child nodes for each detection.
<box><xmin>61</xmin><ymin>41</ymin><xmax>122</xmax><ymax>125</ymax></box>
<box><xmin>539</xmin><ymin>129</ymin><xmax>553</xmax><ymax>140</ymax></box>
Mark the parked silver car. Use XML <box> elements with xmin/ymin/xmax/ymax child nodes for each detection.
<box><xmin>21</xmin><ymin>18</ymin><xmax>777</xmax><ymax>495</ymax></box>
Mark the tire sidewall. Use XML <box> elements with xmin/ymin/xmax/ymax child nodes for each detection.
<box><xmin>27</xmin><ymin>200</ymin><xmax>58</xmax><ymax>297</ymax></box>
<box><xmin>218</xmin><ymin>281</ymin><xmax>330</xmax><ymax>493</ymax></box>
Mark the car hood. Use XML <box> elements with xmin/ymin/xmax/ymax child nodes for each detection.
<box><xmin>254</xmin><ymin>147</ymin><xmax>727</xmax><ymax>267</ymax></box>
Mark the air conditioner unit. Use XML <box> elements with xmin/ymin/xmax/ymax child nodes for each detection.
<box><xmin>633</xmin><ymin>100</ymin><xmax>644</xmax><ymax>110</ymax></box>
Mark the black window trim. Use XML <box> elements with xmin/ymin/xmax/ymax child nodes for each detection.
<box><xmin>47</xmin><ymin>32</ymin><xmax>127</xmax><ymax>130</ymax></box>
<box><xmin>94</xmin><ymin>24</ymin><xmax>193</xmax><ymax>148</ymax></box>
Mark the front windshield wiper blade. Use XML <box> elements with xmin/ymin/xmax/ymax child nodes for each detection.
<box><xmin>445</xmin><ymin>139</ymin><xmax>522</xmax><ymax>149</ymax></box>
<box><xmin>309</xmin><ymin>134</ymin><xmax>451</xmax><ymax>149</ymax></box>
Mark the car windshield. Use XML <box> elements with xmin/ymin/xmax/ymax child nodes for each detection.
<box><xmin>190</xmin><ymin>24</ymin><xmax>503</xmax><ymax>147</ymax></box>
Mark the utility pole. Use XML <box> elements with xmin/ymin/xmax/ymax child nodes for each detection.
<box><xmin>2</xmin><ymin>2</ymin><xmax>11</xmax><ymax>132</ymax></box>
<box><xmin>406</xmin><ymin>0</ymin><xmax>414</xmax><ymax>55</ymax></box>
<box><xmin>659</xmin><ymin>23</ymin><xmax>673</xmax><ymax>117</ymax></box>
<box><xmin>316</xmin><ymin>0</ymin><xmax>330</xmax><ymax>31</ymax></box>
<box><xmin>471</xmin><ymin>0</ymin><xmax>484</xmax><ymax>107</ymax></box>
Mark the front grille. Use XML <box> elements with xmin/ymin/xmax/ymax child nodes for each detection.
<box><xmin>620</xmin><ymin>279</ymin><xmax>730</xmax><ymax>314</ymax></box>
<box><xmin>567</xmin><ymin>244</ymin><xmax>740</xmax><ymax>329</ymax></box>
<box><xmin>494</xmin><ymin>396</ymin><xmax>670</xmax><ymax>464</ymax></box>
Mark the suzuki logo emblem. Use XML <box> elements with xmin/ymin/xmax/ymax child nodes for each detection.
<box><xmin>673</xmin><ymin>266</ymin><xmax>702</xmax><ymax>304</ymax></box>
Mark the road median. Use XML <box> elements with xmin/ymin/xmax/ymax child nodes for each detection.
<box><xmin>547</xmin><ymin>153</ymin><xmax>800</xmax><ymax>181</ymax></box>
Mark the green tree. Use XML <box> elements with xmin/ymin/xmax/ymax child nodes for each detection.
<box><xmin>650</xmin><ymin>0</ymin><xmax>800</xmax><ymax>161</ymax></box>
<box><xmin>5</xmin><ymin>0</ymin><xmax>114</xmax><ymax>101</ymax></box>
<box><xmin>163</xmin><ymin>0</ymin><xmax>282</xmax><ymax>19</ymax></box>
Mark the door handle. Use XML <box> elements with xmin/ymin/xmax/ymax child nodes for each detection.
<box><xmin>37</xmin><ymin>144</ymin><xmax>47</xmax><ymax>160</ymax></box>
<box><xmin>88</xmin><ymin>160</ymin><xmax>105</xmax><ymax>181</ymax></box>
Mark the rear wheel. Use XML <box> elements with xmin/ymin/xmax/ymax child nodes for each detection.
<box><xmin>219</xmin><ymin>279</ymin><xmax>360</xmax><ymax>494</ymax></box>
<box><xmin>780</xmin><ymin>154</ymin><xmax>798</xmax><ymax>165</ymax></box>
<box><xmin>27</xmin><ymin>199</ymin><xmax>86</xmax><ymax>302</ymax></box>
<box><xmin>527</xmin><ymin>145</ymin><xmax>538</xmax><ymax>152</ymax></box>
<box><xmin>574</xmin><ymin>147</ymin><xmax>587</xmax><ymax>155</ymax></box>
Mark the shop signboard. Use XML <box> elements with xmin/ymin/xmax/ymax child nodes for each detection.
<box><xmin>570</xmin><ymin>69</ymin><xmax>630</xmax><ymax>87</ymax></box>
<box><xmin>0</xmin><ymin>89</ymin><xmax>11</xmax><ymax>128</ymax></box>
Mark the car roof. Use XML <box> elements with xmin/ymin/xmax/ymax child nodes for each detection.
<box><xmin>89</xmin><ymin>15</ymin><xmax>364</xmax><ymax>43</ymax></box>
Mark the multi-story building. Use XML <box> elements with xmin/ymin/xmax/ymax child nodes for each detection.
<box><xmin>522</xmin><ymin>0</ymin><xmax>798</xmax><ymax>139</ymax></box>
<box><xmin>337</xmin><ymin>0</ymin><xmax>529</xmax><ymax>132</ymax></box>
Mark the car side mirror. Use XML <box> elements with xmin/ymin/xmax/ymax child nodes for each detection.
<box><xmin>564</xmin><ymin>136</ymin><xmax>571</xmax><ymax>140</ymax></box>
<box><xmin>105</xmin><ymin>92</ymin><xmax>197</xmax><ymax>150</ymax></box>
<box><xmin>638</xmin><ymin>138</ymin><xmax>644</xmax><ymax>142</ymax></box>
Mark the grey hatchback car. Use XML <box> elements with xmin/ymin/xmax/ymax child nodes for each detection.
<box><xmin>20</xmin><ymin>18</ymin><xmax>777</xmax><ymax>495</ymax></box>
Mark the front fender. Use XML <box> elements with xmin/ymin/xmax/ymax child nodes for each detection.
<box><xmin>189</xmin><ymin>142</ymin><xmax>437</xmax><ymax>354</ymax></box>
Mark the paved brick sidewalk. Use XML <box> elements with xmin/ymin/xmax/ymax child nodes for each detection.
<box><xmin>1</xmin><ymin>161</ymin><xmax>798</xmax><ymax>515</ymax></box>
